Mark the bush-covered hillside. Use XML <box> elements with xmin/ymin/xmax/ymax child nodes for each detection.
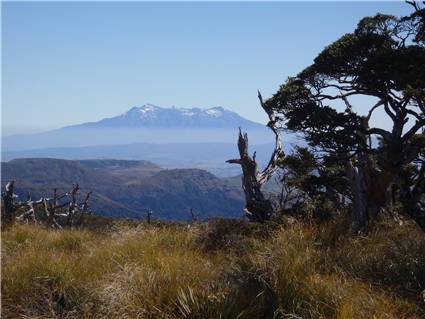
<box><xmin>1</xmin><ymin>158</ymin><xmax>245</xmax><ymax>219</ymax></box>
<box><xmin>2</xmin><ymin>217</ymin><xmax>424</xmax><ymax>318</ymax></box>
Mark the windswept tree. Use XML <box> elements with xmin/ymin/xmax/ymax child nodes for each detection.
<box><xmin>266</xmin><ymin>5</ymin><xmax>425</xmax><ymax>230</ymax></box>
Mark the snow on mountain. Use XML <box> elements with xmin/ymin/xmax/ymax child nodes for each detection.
<box><xmin>2</xmin><ymin>104</ymin><xmax>271</xmax><ymax>152</ymax></box>
<box><xmin>204</xmin><ymin>108</ymin><xmax>223</xmax><ymax>117</ymax></box>
<box><xmin>69</xmin><ymin>104</ymin><xmax>264</xmax><ymax>129</ymax></box>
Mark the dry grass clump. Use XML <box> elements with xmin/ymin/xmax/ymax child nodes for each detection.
<box><xmin>1</xmin><ymin>224</ymin><xmax>227</xmax><ymax>318</ymax></box>
<box><xmin>237</xmin><ymin>224</ymin><xmax>422</xmax><ymax>318</ymax></box>
<box><xmin>1</xmin><ymin>218</ymin><xmax>424</xmax><ymax>318</ymax></box>
<box><xmin>195</xmin><ymin>218</ymin><xmax>276</xmax><ymax>254</ymax></box>
<box><xmin>325</xmin><ymin>219</ymin><xmax>425</xmax><ymax>297</ymax></box>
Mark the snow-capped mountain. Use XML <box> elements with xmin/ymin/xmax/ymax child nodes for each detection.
<box><xmin>65</xmin><ymin>104</ymin><xmax>264</xmax><ymax>129</ymax></box>
<box><xmin>2</xmin><ymin>104</ymin><xmax>271</xmax><ymax>152</ymax></box>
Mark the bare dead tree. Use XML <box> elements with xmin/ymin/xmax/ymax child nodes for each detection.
<box><xmin>18</xmin><ymin>193</ymin><xmax>44</xmax><ymax>223</ymax></box>
<box><xmin>74</xmin><ymin>191</ymin><xmax>93</xmax><ymax>226</ymax></box>
<box><xmin>66</xmin><ymin>184</ymin><xmax>80</xmax><ymax>226</ymax></box>
<box><xmin>227</xmin><ymin>91</ymin><xmax>285</xmax><ymax>222</ymax></box>
<box><xmin>2</xmin><ymin>181</ymin><xmax>92</xmax><ymax>229</ymax></box>
<box><xmin>2</xmin><ymin>181</ymin><xmax>17</xmax><ymax>225</ymax></box>
<box><xmin>42</xmin><ymin>188</ymin><xmax>74</xmax><ymax>229</ymax></box>
<box><xmin>53</xmin><ymin>188</ymin><xmax>58</xmax><ymax>207</ymax></box>
<box><xmin>43</xmin><ymin>197</ymin><xmax>62</xmax><ymax>230</ymax></box>
<box><xmin>80</xmin><ymin>191</ymin><xmax>92</xmax><ymax>213</ymax></box>
<box><xmin>189</xmin><ymin>208</ymin><xmax>197</xmax><ymax>222</ymax></box>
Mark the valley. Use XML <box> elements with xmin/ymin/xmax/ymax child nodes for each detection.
<box><xmin>1</xmin><ymin>158</ymin><xmax>246</xmax><ymax>220</ymax></box>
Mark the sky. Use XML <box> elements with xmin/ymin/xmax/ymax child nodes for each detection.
<box><xmin>2</xmin><ymin>1</ymin><xmax>411</xmax><ymax>136</ymax></box>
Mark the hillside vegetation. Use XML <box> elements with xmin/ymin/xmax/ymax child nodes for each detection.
<box><xmin>2</xmin><ymin>217</ymin><xmax>424</xmax><ymax>318</ymax></box>
<box><xmin>1</xmin><ymin>158</ymin><xmax>244</xmax><ymax>219</ymax></box>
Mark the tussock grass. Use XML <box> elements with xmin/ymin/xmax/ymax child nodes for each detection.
<box><xmin>325</xmin><ymin>220</ymin><xmax>425</xmax><ymax>296</ymax></box>
<box><xmin>239</xmin><ymin>224</ymin><xmax>422</xmax><ymax>318</ymax></box>
<box><xmin>2</xmin><ymin>219</ymin><xmax>424</xmax><ymax>318</ymax></box>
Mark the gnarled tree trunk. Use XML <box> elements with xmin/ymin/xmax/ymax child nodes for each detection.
<box><xmin>343</xmin><ymin>107</ymin><xmax>395</xmax><ymax>228</ymax></box>
<box><xmin>227</xmin><ymin>130</ymin><xmax>275</xmax><ymax>222</ymax></box>
<box><xmin>227</xmin><ymin>91</ymin><xmax>284</xmax><ymax>222</ymax></box>
<box><xmin>345</xmin><ymin>160</ymin><xmax>368</xmax><ymax>228</ymax></box>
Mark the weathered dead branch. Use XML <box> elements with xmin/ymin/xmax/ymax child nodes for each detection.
<box><xmin>227</xmin><ymin>91</ymin><xmax>284</xmax><ymax>222</ymax></box>
<box><xmin>1</xmin><ymin>181</ymin><xmax>92</xmax><ymax>229</ymax></box>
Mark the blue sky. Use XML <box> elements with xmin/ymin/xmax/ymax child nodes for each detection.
<box><xmin>2</xmin><ymin>1</ymin><xmax>410</xmax><ymax>135</ymax></box>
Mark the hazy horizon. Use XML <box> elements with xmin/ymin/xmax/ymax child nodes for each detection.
<box><xmin>2</xmin><ymin>103</ymin><xmax>265</xmax><ymax>137</ymax></box>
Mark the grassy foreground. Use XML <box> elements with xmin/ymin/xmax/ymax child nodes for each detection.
<box><xmin>1</xmin><ymin>217</ymin><xmax>425</xmax><ymax>318</ymax></box>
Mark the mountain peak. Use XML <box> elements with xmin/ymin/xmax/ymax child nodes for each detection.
<box><xmin>137</xmin><ymin>104</ymin><xmax>158</xmax><ymax>112</ymax></box>
<box><xmin>127</xmin><ymin>104</ymin><xmax>226</xmax><ymax>118</ymax></box>
<box><xmin>126</xmin><ymin>104</ymin><xmax>159</xmax><ymax>114</ymax></box>
<box><xmin>68</xmin><ymin>104</ymin><xmax>265</xmax><ymax>130</ymax></box>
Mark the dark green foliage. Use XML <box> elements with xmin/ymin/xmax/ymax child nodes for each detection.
<box><xmin>278</xmin><ymin>147</ymin><xmax>347</xmax><ymax>221</ymax></box>
<box><xmin>266</xmin><ymin>5</ymin><xmax>425</xmax><ymax>231</ymax></box>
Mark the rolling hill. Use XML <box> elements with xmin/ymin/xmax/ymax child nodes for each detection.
<box><xmin>2</xmin><ymin>142</ymin><xmax>288</xmax><ymax>177</ymax></box>
<box><xmin>1</xmin><ymin>158</ymin><xmax>244</xmax><ymax>220</ymax></box>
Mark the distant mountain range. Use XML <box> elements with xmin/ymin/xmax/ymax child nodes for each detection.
<box><xmin>2</xmin><ymin>104</ymin><xmax>301</xmax><ymax>176</ymax></box>
<box><xmin>2</xmin><ymin>104</ymin><xmax>272</xmax><ymax>151</ymax></box>
<box><xmin>65</xmin><ymin>104</ymin><xmax>265</xmax><ymax>129</ymax></box>
<box><xmin>1</xmin><ymin>158</ymin><xmax>245</xmax><ymax>220</ymax></box>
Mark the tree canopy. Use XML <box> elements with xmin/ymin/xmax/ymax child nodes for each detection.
<box><xmin>263</xmin><ymin>4</ymin><xmax>425</xmax><ymax>231</ymax></box>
